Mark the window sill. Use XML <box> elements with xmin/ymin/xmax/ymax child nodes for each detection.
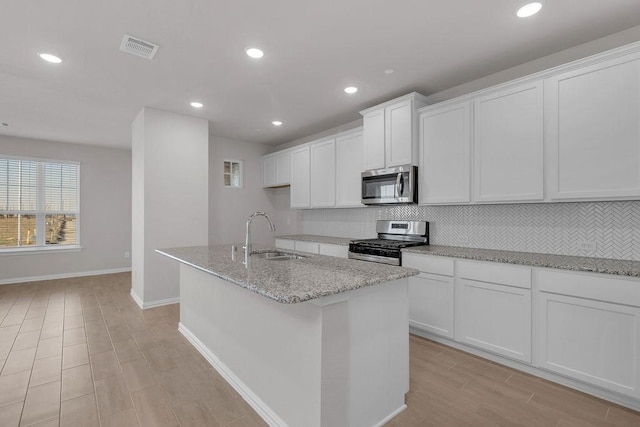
<box><xmin>0</xmin><ymin>245</ymin><xmax>82</xmax><ymax>256</ymax></box>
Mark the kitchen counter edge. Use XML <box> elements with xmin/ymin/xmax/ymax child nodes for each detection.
<box><xmin>156</xmin><ymin>245</ymin><xmax>418</xmax><ymax>304</ymax></box>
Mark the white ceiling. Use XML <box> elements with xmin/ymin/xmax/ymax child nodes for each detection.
<box><xmin>1</xmin><ymin>0</ymin><xmax>640</xmax><ymax>150</ymax></box>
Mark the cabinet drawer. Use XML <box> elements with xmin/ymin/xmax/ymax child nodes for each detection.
<box><xmin>294</xmin><ymin>241</ymin><xmax>319</xmax><ymax>254</ymax></box>
<box><xmin>319</xmin><ymin>243</ymin><xmax>348</xmax><ymax>258</ymax></box>
<box><xmin>458</xmin><ymin>260</ymin><xmax>531</xmax><ymax>289</ymax></box>
<box><xmin>537</xmin><ymin>270</ymin><xmax>640</xmax><ymax>307</ymax></box>
<box><xmin>274</xmin><ymin>239</ymin><xmax>295</xmax><ymax>251</ymax></box>
<box><xmin>402</xmin><ymin>253</ymin><xmax>454</xmax><ymax>276</ymax></box>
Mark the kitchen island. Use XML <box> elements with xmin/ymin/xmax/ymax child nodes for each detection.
<box><xmin>157</xmin><ymin>245</ymin><xmax>419</xmax><ymax>427</ymax></box>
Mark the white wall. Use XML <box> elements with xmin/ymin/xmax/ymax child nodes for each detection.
<box><xmin>132</xmin><ymin>108</ymin><xmax>209</xmax><ymax>307</ymax></box>
<box><xmin>208</xmin><ymin>135</ymin><xmax>301</xmax><ymax>247</ymax></box>
<box><xmin>0</xmin><ymin>135</ymin><xmax>132</xmax><ymax>284</ymax></box>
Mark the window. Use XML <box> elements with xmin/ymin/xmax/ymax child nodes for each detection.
<box><xmin>223</xmin><ymin>160</ymin><xmax>243</xmax><ymax>188</ymax></box>
<box><xmin>0</xmin><ymin>156</ymin><xmax>79</xmax><ymax>252</ymax></box>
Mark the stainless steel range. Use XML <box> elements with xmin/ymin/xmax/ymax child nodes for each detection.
<box><xmin>348</xmin><ymin>220</ymin><xmax>429</xmax><ymax>266</ymax></box>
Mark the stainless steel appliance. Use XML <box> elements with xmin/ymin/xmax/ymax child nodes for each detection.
<box><xmin>361</xmin><ymin>165</ymin><xmax>418</xmax><ymax>205</ymax></box>
<box><xmin>348</xmin><ymin>220</ymin><xmax>429</xmax><ymax>266</ymax></box>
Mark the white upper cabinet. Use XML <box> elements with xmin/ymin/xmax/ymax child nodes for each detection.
<box><xmin>290</xmin><ymin>145</ymin><xmax>310</xmax><ymax>208</ymax></box>
<box><xmin>360</xmin><ymin>92</ymin><xmax>428</xmax><ymax>170</ymax></box>
<box><xmin>546</xmin><ymin>52</ymin><xmax>640</xmax><ymax>200</ymax></box>
<box><xmin>473</xmin><ymin>81</ymin><xmax>544</xmax><ymax>202</ymax></box>
<box><xmin>261</xmin><ymin>154</ymin><xmax>276</xmax><ymax>188</ymax></box>
<box><xmin>362</xmin><ymin>109</ymin><xmax>386</xmax><ymax>170</ymax></box>
<box><xmin>385</xmin><ymin>98</ymin><xmax>414</xmax><ymax>167</ymax></box>
<box><xmin>335</xmin><ymin>128</ymin><xmax>364</xmax><ymax>207</ymax></box>
<box><xmin>310</xmin><ymin>138</ymin><xmax>336</xmax><ymax>208</ymax></box>
<box><xmin>261</xmin><ymin>150</ymin><xmax>290</xmax><ymax>188</ymax></box>
<box><xmin>419</xmin><ymin>102</ymin><xmax>471</xmax><ymax>204</ymax></box>
<box><xmin>275</xmin><ymin>151</ymin><xmax>290</xmax><ymax>186</ymax></box>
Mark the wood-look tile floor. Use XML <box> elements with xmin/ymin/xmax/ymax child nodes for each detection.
<box><xmin>0</xmin><ymin>272</ymin><xmax>637</xmax><ymax>427</ymax></box>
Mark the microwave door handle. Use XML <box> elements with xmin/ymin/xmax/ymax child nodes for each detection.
<box><xmin>395</xmin><ymin>173</ymin><xmax>402</xmax><ymax>197</ymax></box>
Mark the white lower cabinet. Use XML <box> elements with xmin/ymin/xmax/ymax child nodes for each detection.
<box><xmin>318</xmin><ymin>243</ymin><xmax>348</xmax><ymax>258</ymax></box>
<box><xmin>405</xmin><ymin>251</ymin><xmax>640</xmax><ymax>408</ymax></box>
<box><xmin>274</xmin><ymin>238</ymin><xmax>295</xmax><ymax>251</ymax></box>
<box><xmin>408</xmin><ymin>274</ymin><xmax>454</xmax><ymax>338</ymax></box>
<box><xmin>455</xmin><ymin>277</ymin><xmax>532</xmax><ymax>363</ymax></box>
<box><xmin>294</xmin><ymin>240</ymin><xmax>319</xmax><ymax>254</ymax></box>
<box><xmin>275</xmin><ymin>239</ymin><xmax>348</xmax><ymax>258</ymax></box>
<box><xmin>404</xmin><ymin>253</ymin><xmax>454</xmax><ymax>338</ymax></box>
<box><xmin>536</xmin><ymin>270</ymin><xmax>640</xmax><ymax>399</ymax></box>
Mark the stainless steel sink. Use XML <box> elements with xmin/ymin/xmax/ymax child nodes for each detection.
<box><xmin>251</xmin><ymin>251</ymin><xmax>307</xmax><ymax>261</ymax></box>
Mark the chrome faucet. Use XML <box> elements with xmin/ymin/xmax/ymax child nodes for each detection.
<box><xmin>243</xmin><ymin>211</ymin><xmax>276</xmax><ymax>267</ymax></box>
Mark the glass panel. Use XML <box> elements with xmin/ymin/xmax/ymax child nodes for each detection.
<box><xmin>45</xmin><ymin>188</ymin><xmax>62</xmax><ymax>211</ymax></box>
<box><xmin>45</xmin><ymin>163</ymin><xmax>78</xmax><ymax>212</ymax></box>
<box><xmin>0</xmin><ymin>160</ymin><xmax>37</xmax><ymax>211</ymax></box>
<box><xmin>0</xmin><ymin>214</ymin><xmax>36</xmax><ymax>247</ymax></box>
<box><xmin>45</xmin><ymin>214</ymin><xmax>77</xmax><ymax>245</ymax></box>
<box><xmin>224</xmin><ymin>161</ymin><xmax>230</xmax><ymax>174</ymax></box>
<box><xmin>61</xmin><ymin>189</ymin><xmax>77</xmax><ymax>211</ymax></box>
<box><xmin>224</xmin><ymin>174</ymin><xmax>231</xmax><ymax>186</ymax></box>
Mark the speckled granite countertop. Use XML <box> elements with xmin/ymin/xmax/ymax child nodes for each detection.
<box><xmin>403</xmin><ymin>245</ymin><xmax>640</xmax><ymax>278</ymax></box>
<box><xmin>157</xmin><ymin>245</ymin><xmax>418</xmax><ymax>304</ymax></box>
<box><xmin>275</xmin><ymin>235</ymin><xmax>354</xmax><ymax>246</ymax></box>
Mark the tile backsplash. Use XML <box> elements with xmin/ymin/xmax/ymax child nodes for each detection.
<box><xmin>302</xmin><ymin>201</ymin><xmax>640</xmax><ymax>261</ymax></box>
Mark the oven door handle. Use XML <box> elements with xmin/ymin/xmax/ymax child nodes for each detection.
<box><xmin>395</xmin><ymin>173</ymin><xmax>404</xmax><ymax>197</ymax></box>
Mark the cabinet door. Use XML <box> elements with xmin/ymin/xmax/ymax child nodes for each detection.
<box><xmin>261</xmin><ymin>155</ymin><xmax>276</xmax><ymax>188</ymax></box>
<box><xmin>363</xmin><ymin>109</ymin><xmax>386</xmax><ymax>170</ymax></box>
<box><xmin>294</xmin><ymin>240</ymin><xmax>319</xmax><ymax>254</ymax></box>
<box><xmin>546</xmin><ymin>54</ymin><xmax>640</xmax><ymax>200</ymax></box>
<box><xmin>290</xmin><ymin>146</ymin><xmax>310</xmax><ymax>208</ymax></box>
<box><xmin>456</xmin><ymin>279</ymin><xmax>532</xmax><ymax>363</ymax></box>
<box><xmin>385</xmin><ymin>99</ymin><xmax>414</xmax><ymax>167</ymax></box>
<box><xmin>474</xmin><ymin>81</ymin><xmax>544</xmax><ymax>202</ymax></box>
<box><xmin>275</xmin><ymin>151</ymin><xmax>290</xmax><ymax>186</ymax></box>
<box><xmin>318</xmin><ymin>243</ymin><xmax>348</xmax><ymax>258</ymax></box>
<box><xmin>419</xmin><ymin>103</ymin><xmax>471</xmax><ymax>204</ymax></box>
<box><xmin>537</xmin><ymin>292</ymin><xmax>640</xmax><ymax>398</ymax></box>
<box><xmin>408</xmin><ymin>273</ymin><xmax>454</xmax><ymax>338</ymax></box>
<box><xmin>336</xmin><ymin>130</ymin><xmax>365</xmax><ymax>207</ymax></box>
<box><xmin>274</xmin><ymin>239</ymin><xmax>295</xmax><ymax>251</ymax></box>
<box><xmin>310</xmin><ymin>138</ymin><xmax>336</xmax><ymax>208</ymax></box>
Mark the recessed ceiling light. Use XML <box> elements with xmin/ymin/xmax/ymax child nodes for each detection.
<box><xmin>38</xmin><ymin>53</ymin><xmax>62</xmax><ymax>64</ymax></box>
<box><xmin>190</xmin><ymin>101</ymin><xmax>204</xmax><ymax>109</ymax></box>
<box><xmin>245</xmin><ymin>47</ymin><xmax>264</xmax><ymax>59</ymax></box>
<box><xmin>384</xmin><ymin>69</ymin><xmax>395</xmax><ymax>74</ymax></box>
<box><xmin>344</xmin><ymin>86</ymin><xmax>358</xmax><ymax>94</ymax></box>
<box><xmin>516</xmin><ymin>2</ymin><xmax>543</xmax><ymax>18</ymax></box>
<box><xmin>272</xmin><ymin>121</ymin><xmax>283</xmax><ymax>126</ymax></box>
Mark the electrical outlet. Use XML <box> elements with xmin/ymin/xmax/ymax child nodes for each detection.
<box><xmin>576</xmin><ymin>240</ymin><xmax>596</xmax><ymax>252</ymax></box>
<box><xmin>124</xmin><ymin>251</ymin><xmax>130</xmax><ymax>259</ymax></box>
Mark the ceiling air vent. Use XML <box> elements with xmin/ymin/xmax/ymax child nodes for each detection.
<box><xmin>119</xmin><ymin>34</ymin><xmax>159</xmax><ymax>60</ymax></box>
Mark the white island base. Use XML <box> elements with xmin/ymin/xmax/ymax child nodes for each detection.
<box><xmin>177</xmin><ymin>264</ymin><xmax>409</xmax><ymax>427</ymax></box>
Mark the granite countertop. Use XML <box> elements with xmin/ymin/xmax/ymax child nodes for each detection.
<box><xmin>403</xmin><ymin>245</ymin><xmax>640</xmax><ymax>278</ymax></box>
<box><xmin>275</xmin><ymin>235</ymin><xmax>354</xmax><ymax>246</ymax></box>
<box><xmin>156</xmin><ymin>245</ymin><xmax>418</xmax><ymax>304</ymax></box>
<box><xmin>274</xmin><ymin>234</ymin><xmax>640</xmax><ymax>278</ymax></box>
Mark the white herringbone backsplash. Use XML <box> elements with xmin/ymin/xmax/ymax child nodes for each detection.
<box><xmin>302</xmin><ymin>201</ymin><xmax>640</xmax><ymax>261</ymax></box>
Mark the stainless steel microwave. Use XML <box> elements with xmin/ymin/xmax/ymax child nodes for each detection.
<box><xmin>361</xmin><ymin>165</ymin><xmax>418</xmax><ymax>205</ymax></box>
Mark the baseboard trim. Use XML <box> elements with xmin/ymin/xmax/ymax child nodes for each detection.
<box><xmin>178</xmin><ymin>322</ymin><xmax>287</xmax><ymax>427</ymax></box>
<box><xmin>0</xmin><ymin>268</ymin><xmax>132</xmax><ymax>286</ymax></box>
<box><xmin>374</xmin><ymin>404</ymin><xmax>407</xmax><ymax>427</ymax></box>
<box><xmin>129</xmin><ymin>290</ymin><xmax>179</xmax><ymax>310</ymax></box>
<box><xmin>130</xmin><ymin>289</ymin><xmax>144</xmax><ymax>309</ymax></box>
<box><xmin>410</xmin><ymin>328</ymin><xmax>640</xmax><ymax>412</ymax></box>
